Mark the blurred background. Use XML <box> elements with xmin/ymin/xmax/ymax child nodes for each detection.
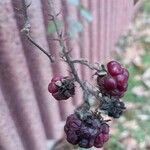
<box><xmin>0</xmin><ymin>0</ymin><xmax>150</xmax><ymax>150</ymax></box>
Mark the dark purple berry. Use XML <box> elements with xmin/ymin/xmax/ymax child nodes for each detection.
<box><xmin>66</xmin><ymin>131</ymin><xmax>79</xmax><ymax>145</ymax></box>
<box><xmin>101</xmin><ymin>123</ymin><xmax>109</xmax><ymax>134</ymax></box>
<box><xmin>94</xmin><ymin>133</ymin><xmax>109</xmax><ymax>148</ymax></box>
<box><xmin>79</xmin><ymin>138</ymin><xmax>94</xmax><ymax>148</ymax></box>
<box><xmin>64</xmin><ymin>113</ymin><xmax>110</xmax><ymax>148</ymax></box>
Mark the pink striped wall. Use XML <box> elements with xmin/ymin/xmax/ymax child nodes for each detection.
<box><xmin>0</xmin><ymin>0</ymin><xmax>137</xmax><ymax>149</ymax></box>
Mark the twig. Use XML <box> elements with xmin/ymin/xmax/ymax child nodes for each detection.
<box><xmin>48</xmin><ymin>0</ymin><xmax>102</xmax><ymax>103</ymax></box>
<box><xmin>48</xmin><ymin>0</ymin><xmax>85</xmax><ymax>90</ymax></box>
<box><xmin>26</xmin><ymin>34</ymin><xmax>54</xmax><ymax>60</ymax></box>
<box><xmin>21</xmin><ymin>0</ymin><xmax>54</xmax><ymax>62</ymax></box>
<box><xmin>71</xmin><ymin>59</ymin><xmax>100</xmax><ymax>71</ymax></box>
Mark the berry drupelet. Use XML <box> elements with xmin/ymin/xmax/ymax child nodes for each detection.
<box><xmin>64</xmin><ymin>112</ymin><xmax>110</xmax><ymax>148</ymax></box>
<box><xmin>97</xmin><ymin>60</ymin><xmax>129</xmax><ymax>98</ymax></box>
<box><xmin>48</xmin><ymin>76</ymin><xmax>75</xmax><ymax>100</ymax></box>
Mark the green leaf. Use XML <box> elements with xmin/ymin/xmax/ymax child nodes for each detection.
<box><xmin>48</xmin><ymin>20</ymin><xmax>63</xmax><ymax>33</ymax></box>
<box><xmin>144</xmin><ymin>0</ymin><xmax>150</xmax><ymax>14</ymax></box>
<box><xmin>68</xmin><ymin>17</ymin><xmax>83</xmax><ymax>38</ymax></box>
<box><xmin>80</xmin><ymin>6</ymin><xmax>93</xmax><ymax>22</ymax></box>
<box><xmin>68</xmin><ymin>0</ymin><xmax>79</xmax><ymax>6</ymax></box>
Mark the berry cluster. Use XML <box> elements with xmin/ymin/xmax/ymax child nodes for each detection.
<box><xmin>64</xmin><ymin>112</ymin><xmax>109</xmax><ymax>148</ymax></box>
<box><xmin>48</xmin><ymin>60</ymin><xmax>129</xmax><ymax>148</ymax></box>
<box><xmin>97</xmin><ymin>61</ymin><xmax>129</xmax><ymax>98</ymax></box>
<box><xmin>48</xmin><ymin>76</ymin><xmax>75</xmax><ymax>100</ymax></box>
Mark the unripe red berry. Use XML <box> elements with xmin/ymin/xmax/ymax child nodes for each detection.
<box><xmin>104</xmin><ymin>76</ymin><xmax>117</xmax><ymax>91</ymax></box>
<box><xmin>107</xmin><ymin>61</ymin><xmax>123</xmax><ymax>76</ymax></box>
<box><xmin>116</xmin><ymin>74</ymin><xmax>127</xmax><ymax>88</ymax></box>
<box><xmin>97</xmin><ymin>60</ymin><xmax>129</xmax><ymax>98</ymax></box>
<box><xmin>122</xmin><ymin>68</ymin><xmax>129</xmax><ymax>80</ymax></box>
<box><xmin>117</xmin><ymin>82</ymin><xmax>128</xmax><ymax>92</ymax></box>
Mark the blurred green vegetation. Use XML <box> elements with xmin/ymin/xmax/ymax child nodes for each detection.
<box><xmin>106</xmin><ymin>1</ymin><xmax>150</xmax><ymax>149</ymax></box>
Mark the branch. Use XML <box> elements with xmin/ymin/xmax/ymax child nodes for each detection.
<box><xmin>21</xmin><ymin>0</ymin><xmax>54</xmax><ymax>62</ymax></box>
<box><xmin>48</xmin><ymin>0</ymin><xmax>103</xmax><ymax>104</ymax></box>
<box><xmin>71</xmin><ymin>59</ymin><xmax>100</xmax><ymax>71</ymax></box>
<box><xmin>48</xmin><ymin>0</ymin><xmax>85</xmax><ymax>90</ymax></box>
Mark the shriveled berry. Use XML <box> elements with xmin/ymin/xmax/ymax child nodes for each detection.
<box><xmin>66</xmin><ymin>131</ymin><xmax>79</xmax><ymax>145</ymax></box>
<box><xmin>94</xmin><ymin>133</ymin><xmax>109</xmax><ymax>148</ymax></box>
<box><xmin>95</xmin><ymin>133</ymin><xmax>109</xmax><ymax>144</ymax></box>
<box><xmin>100</xmin><ymin>97</ymin><xmax>126</xmax><ymax>118</ymax></box>
<box><xmin>48</xmin><ymin>76</ymin><xmax>75</xmax><ymax>100</ymax></box>
<box><xmin>64</xmin><ymin>112</ymin><xmax>110</xmax><ymax>148</ymax></box>
<box><xmin>94</xmin><ymin>142</ymin><xmax>103</xmax><ymax>148</ymax></box>
<box><xmin>52</xmin><ymin>92</ymin><xmax>69</xmax><ymax>100</ymax></box>
<box><xmin>101</xmin><ymin>123</ymin><xmax>109</xmax><ymax>134</ymax></box>
<box><xmin>79</xmin><ymin>138</ymin><xmax>94</xmax><ymax>148</ymax></box>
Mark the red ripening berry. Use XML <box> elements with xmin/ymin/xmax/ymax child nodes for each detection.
<box><xmin>97</xmin><ymin>60</ymin><xmax>129</xmax><ymax>98</ymax></box>
<box><xmin>107</xmin><ymin>61</ymin><xmax>123</xmax><ymax>76</ymax></box>
<box><xmin>48</xmin><ymin>76</ymin><xmax>75</xmax><ymax>100</ymax></box>
<box><xmin>104</xmin><ymin>76</ymin><xmax>117</xmax><ymax>91</ymax></box>
<box><xmin>122</xmin><ymin>68</ymin><xmax>129</xmax><ymax>80</ymax></box>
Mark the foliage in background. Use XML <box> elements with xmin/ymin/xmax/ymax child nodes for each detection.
<box><xmin>48</xmin><ymin>0</ymin><xmax>93</xmax><ymax>38</ymax></box>
<box><xmin>107</xmin><ymin>1</ymin><xmax>150</xmax><ymax>149</ymax></box>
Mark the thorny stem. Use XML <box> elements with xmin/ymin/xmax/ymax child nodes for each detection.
<box><xmin>26</xmin><ymin>34</ymin><xmax>54</xmax><ymax>60</ymax></box>
<box><xmin>21</xmin><ymin>0</ymin><xmax>102</xmax><ymax>105</ymax></box>
<box><xmin>48</xmin><ymin>0</ymin><xmax>85</xmax><ymax>91</ymax></box>
<box><xmin>21</xmin><ymin>0</ymin><xmax>54</xmax><ymax>62</ymax></box>
<box><xmin>71</xmin><ymin>59</ymin><xmax>100</xmax><ymax>71</ymax></box>
<box><xmin>48</xmin><ymin>0</ymin><xmax>102</xmax><ymax>104</ymax></box>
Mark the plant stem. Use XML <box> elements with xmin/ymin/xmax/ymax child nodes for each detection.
<box><xmin>21</xmin><ymin>0</ymin><xmax>54</xmax><ymax>62</ymax></box>
<box><xmin>48</xmin><ymin>0</ymin><xmax>85</xmax><ymax>91</ymax></box>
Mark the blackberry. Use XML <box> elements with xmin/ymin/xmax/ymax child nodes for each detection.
<box><xmin>64</xmin><ymin>112</ymin><xmax>109</xmax><ymax>148</ymax></box>
<box><xmin>97</xmin><ymin>60</ymin><xmax>129</xmax><ymax>98</ymax></box>
<box><xmin>100</xmin><ymin>96</ymin><xmax>126</xmax><ymax>118</ymax></box>
<box><xmin>48</xmin><ymin>76</ymin><xmax>75</xmax><ymax>100</ymax></box>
